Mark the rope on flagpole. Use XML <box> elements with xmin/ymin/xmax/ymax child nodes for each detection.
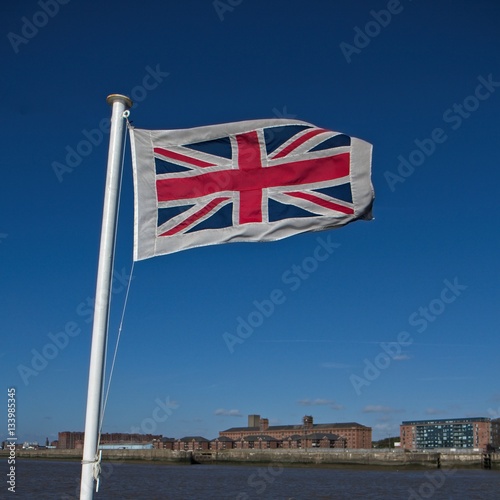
<box><xmin>98</xmin><ymin>259</ymin><xmax>135</xmax><ymax>437</ymax></box>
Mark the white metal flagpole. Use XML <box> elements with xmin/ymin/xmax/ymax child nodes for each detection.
<box><xmin>80</xmin><ymin>94</ymin><xmax>132</xmax><ymax>500</ymax></box>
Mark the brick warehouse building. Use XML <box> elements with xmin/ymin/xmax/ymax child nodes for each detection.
<box><xmin>57</xmin><ymin>432</ymin><xmax>162</xmax><ymax>449</ymax></box>
<box><xmin>219</xmin><ymin>415</ymin><xmax>372</xmax><ymax>449</ymax></box>
<box><xmin>58</xmin><ymin>431</ymin><xmax>84</xmax><ymax>449</ymax></box>
<box><xmin>400</xmin><ymin>417</ymin><xmax>493</xmax><ymax>450</ymax></box>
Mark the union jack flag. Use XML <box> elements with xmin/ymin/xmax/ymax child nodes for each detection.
<box><xmin>130</xmin><ymin>119</ymin><xmax>373</xmax><ymax>260</ymax></box>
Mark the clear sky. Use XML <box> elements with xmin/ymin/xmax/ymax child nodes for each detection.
<box><xmin>1</xmin><ymin>0</ymin><xmax>499</xmax><ymax>445</ymax></box>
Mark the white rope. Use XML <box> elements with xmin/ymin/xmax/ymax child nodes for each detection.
<box><xmin>94</xmin><ymin>450</ymin><xmax>102</xmax><ymax>492</ymax></box>
<box><xmin>99</xmin><ymin>259</ymin><xmax>135</xmax><ymax>434</ymax></box>
<box><xmin>81</xmin><ymin>449</ymin><xmax>102</xmax><ymax>492</ymax></box>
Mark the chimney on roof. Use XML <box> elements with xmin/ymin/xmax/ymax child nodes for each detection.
<box><xmin>248</xmin><ymin>414</ymin><xmax>260</xmax><ymax>427</ymax></box>
<box><xmin>303</xmin><ymin>415</ymin><xmax>313</xmax><ymax>430</ymax></box>
<box><xmin>260</xmin><ymin>418</ymin><xmax>269</xmax><ymax>431</ymax></box>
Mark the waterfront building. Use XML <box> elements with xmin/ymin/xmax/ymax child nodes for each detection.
<box><xmin>282</xmin><ymin>432</ymin><xmax>346</xmax><ymax>449</ymax></box>
<box><xmin>219</xmin><ymin>415</ymin><xmax>371</xmax><ymax>449</ymax></box>
<box><xmin>153</xmin><ymin>437</ymin><xmax>176</xmax><ymax>450</ymax></box>
<box><xmin>58</xmin><ymin>431</ymin><xmax>84</xmax><ymax>449</ymax></box>
<box><xmin>491</xmin><ymin>418</ymin><xmax>500</xmax><ymax>450</ymax></box>
<box><xmin>234</xmin><ymin>434</ymin><xmax>281</xmax><ymax>449</ymax></box>
<box><xmin>400</xmin><ymin>417</ymin><xmax>492</xmax><ymax>450</ymax></box>
<box><xmin>174</xmin><ymin>436</ymin><xmax>210</xmax><ymax>451</ymax></box>
<box><xmin>57</xmin><ymin>432</ymin><xmax>162</xmax><ymax>449</ymax></box>
<box><xmin>210</xmin><ymin>436</ymin><xmax>235</xmax><ymax>450</ymax></box>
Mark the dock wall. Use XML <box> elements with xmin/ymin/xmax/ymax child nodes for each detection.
<box><xmin>192</xmin><ymin>449</ymin><xmax>497</xmax><ymax>468</ymax></box>
<box><xmin>2</xmin><ymin>448</ymin><xmax>499</xmax><ymax>469</ymax></box>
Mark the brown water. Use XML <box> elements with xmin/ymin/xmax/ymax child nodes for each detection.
<box><xmin>8</xmin><ymin>459</ymin><xmax>500</xmax><ymax>499</ymax></box>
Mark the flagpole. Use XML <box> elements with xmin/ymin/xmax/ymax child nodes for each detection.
<box><xmin>80</xmin><ymin>94</ymin><xmax>132</xmax><ymax>500</ymax></box>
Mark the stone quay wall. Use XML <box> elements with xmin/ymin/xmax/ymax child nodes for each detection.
<box><xmin>2</xmin><ymin>448</ymin><xmax>498</xmax><ymax>469</ymax></box>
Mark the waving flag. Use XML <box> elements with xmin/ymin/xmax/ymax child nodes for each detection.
<box><xmin>129</xmin><ymin>119</ymin><xmax>373</xmax><ymax>260</ymax></box>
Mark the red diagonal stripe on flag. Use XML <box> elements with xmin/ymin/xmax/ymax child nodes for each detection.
<box><xmin>159</xmin><ymin>196</ymin><xmax>230</xmax><ymax>236</ymax></box>
<box><xmin>154</xmin><ymin>147</ymin><xmax>216</xmax><ymax>168</ymax></box>
<box><xmin>286</xmin><ymin>191</ymin><xmax>354</xmax><ymax>214</ymax></box>
<box><xmin>272</xmin><ymin>128</ymin><xmax>328</xmax><ymax>159</ymax></box>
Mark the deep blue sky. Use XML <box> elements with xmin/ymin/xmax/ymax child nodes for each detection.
<box><xmin>1</xmin><ymin>0</ymin><xmax>499</xmax><ymax>445</ymax></box>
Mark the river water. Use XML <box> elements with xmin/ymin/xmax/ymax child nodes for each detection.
<box><xmin>6</xmin><ymin>459</ymin><xmax>500</xmax><ymax>499</ymax></box>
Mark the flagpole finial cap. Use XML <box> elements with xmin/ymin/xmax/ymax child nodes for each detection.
<box><xmin>106</xmin><ymin>94</ymin><xmax>133</xmax><ymax>109</ymax></box>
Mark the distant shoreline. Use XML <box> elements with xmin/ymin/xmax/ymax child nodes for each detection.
<box><xmin>2</xmin><ymin>448</ymin><xmax>498</xmax><ymax>470</ymax></box>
